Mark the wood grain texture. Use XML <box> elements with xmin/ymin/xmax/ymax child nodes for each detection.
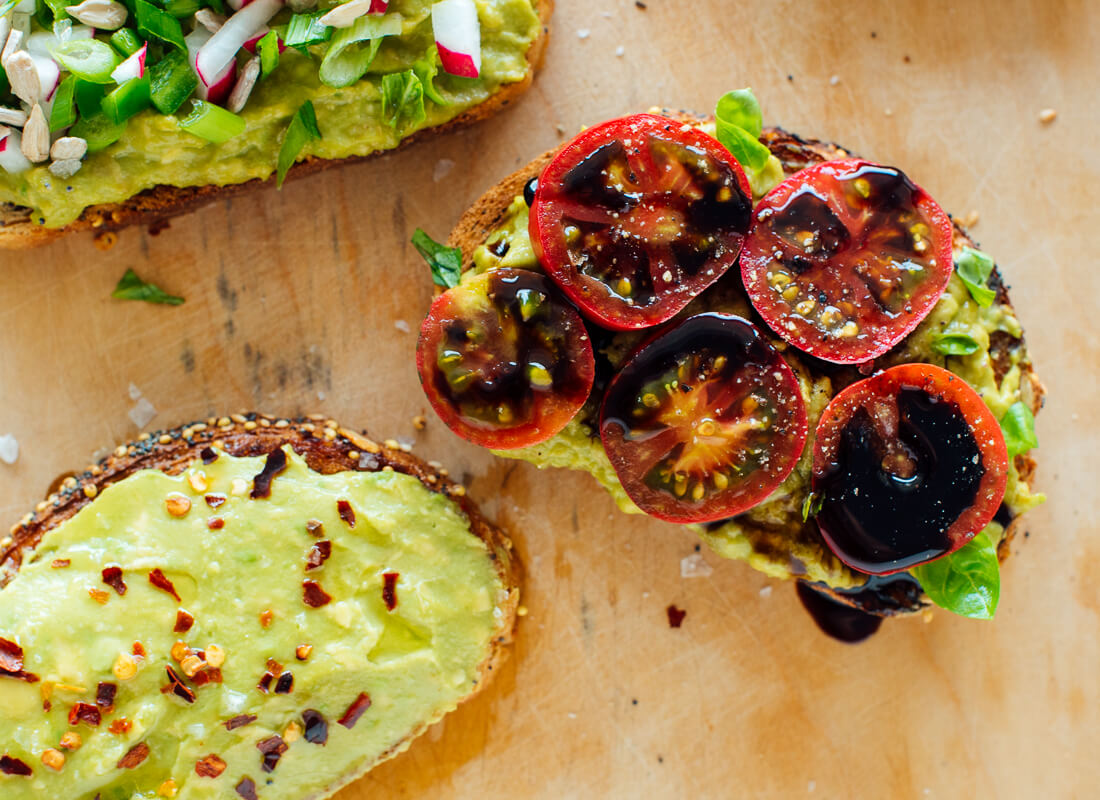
<box><xmin>1</xmin><ymin>0</ymin><xmax>1097</xmax><ymax>798</ymax></box>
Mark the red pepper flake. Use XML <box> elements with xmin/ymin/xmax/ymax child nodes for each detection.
<box><xmin>108</xmin><ymin>718</ymin><xmax>133</xmax><ymax>735</ymax></box>
<box><xmin>195</xmin><ymin>754</ymin><xmax>227</xmax><ymax>778</ymax></box>
<box><xmin>302</xmin><ymin>709</ymin><xmax>328</xmax><ymax>745</ymax></box>
<box><xmin>207</xmin><ymin>517</ymin><xmax>225</xmax><ymax>530</ymax></box>
<box><xmin>337</xmin><ymin>692</ymin><xmax>372</xmax><ymax>729</ymax></box>
<box><xmin>68</xmin><ymin>702</ymin><xmax>102</xmax><ymax>727</ymax></box>
<box><xmin>236</xmin><ymin>777</ymin><xmax>259</xmax><ymax>800</ymax></box>
<box><xmin>302</xmin><ymin>580</ymin><xmax>332</xmax><ymax>608</ymax></box>
<box><xmin>149</xmin><ymin>569</ymin><xmax>182</xmax><ymax>602</ymax></box>
<box><xmin>117</xmin><ymin>742</ymin><xmax>150</xmax><ymax>769</ymax></box>
<box><xmin>225</xmin><ymin>714</ymin><xmax>257</xmax><ymax>731</ymax></box>
<box><xmin>305</xmin><ymin>540</ymin><xmax>332</xmax><ymax>571</ymax></box>
<box><xmin>174</xmin><ymin>610</ymin><xmax>195</xmax><ymax>633</ymax></box>
<box><xmin>256</xmin><ymin>736</ymin><xmax>288</xmax><ymax>772</ymax></box>
<box><xmin>95</xmin><ymin>682</ymin><xmax>117</xmax><ymax>709</ymax></box>
<box><xmin>0</xmin><ymin>755</ymin><xmax>33</xmax><ymax>776</ymax></box>
<box><xmin>51</xmin><ymin>559</ymin><xmax>71</xmax><ymax>568</ymax></box>
<box><xmin>666</xmin><ymin>605</ymin><xmax>687</xmax><ymax>628</ymax></box>
<box><xmin>192</xmin><ymin>668</ymin><xmax>223</xmax><ymax>686</ymax></box>
<box><xmin>88</xmin><ymin>588</ymin><xmax>110</xmax><ymax>604</ymax></box>
<box><xmin>101</xmin><ymin>566</ymin><xmax>127</xmax><ymax>596</ymax></box>
<box><xmin>205</xmin><ymin>493</ymin><xmax>227</xmax><ymax>509</ymax></box>
<box><xmin>200</xmin><ymin>447</ymin><xmax>219</xmax><ymax>464</ymax></box>
<box><xmin>250</xmin><ymin>448</ymin><xmax>288</xmax><ymax>499</ymax></box>
<box><xmin>42</xmin><ymin>699</ymin><xmax>51</xmax><ymax>712</ymax></box>
<box><xmin>336</xmin><ymin>500</ymin><xmax>356</xmax><ymax>527</ymax></box>
<box><xmin>0</xmin><ymin>637</ymin><xmax>24</xmax><ymax>674</ymax></box>
<box><xmin>382</xmin><ymin>572</ymin><xmax>399</xmax><ymax>611</ymax></box>
<box><xmin>305</xmin><ymin>519</ymin><xmax>324</xmax><ymax>537</ymax></box>
<box><xmin>259</xmin><ymin>609</ymin><xmax>274</xmax><ymax>628</ymax></box>
<box><xmin>164</xmin><ymin>666</ymin><xmax>196</xmax><ymax>704</ymax></box>
<box><xmin>265</xmin><ymin>658</ymin><xmax>283</xmax><ymax>674</ymax></box>
<box><xmin>256</xmin><ymin>672</ymin><xmax>274</xmax><ymax>694</ymax></box>
<box><xmin>274</xmin><ymin>672</ymin><xmax>294</xmax><ymax>694</ymax></box>
<box><xmin>132</xmin><ymin>642</ymin><xmax>147</xmax><ymax>659</ymax></box>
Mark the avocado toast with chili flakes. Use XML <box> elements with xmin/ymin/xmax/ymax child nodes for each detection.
<box><xmin>0</xmin><ymin>414</ymin><xmax>519</xmax><ymax>798</ymax></box>
<box><xmin>425</xmin><ymin>109</ymin><xmax>1044</xmax><ymax>618</ymax></box>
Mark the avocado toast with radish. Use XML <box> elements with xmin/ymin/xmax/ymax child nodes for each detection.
<box><xmin>411</xmin><ymin>90</ymin><xmax>1045</xmax><ymax>621</ymax></box>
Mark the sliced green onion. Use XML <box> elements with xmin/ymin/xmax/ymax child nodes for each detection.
<box><xmin>319</xmin><ymin>13</ymin><xmax>401</xmax><ymax>88</ymax></box>
<box><xmin>178</xmin><ymin>99</ymin><xmax>246</xmax><ymax>144</ymax></box>
<box><xmin>0</xmin><ymin>0</ymin><xmax>17</xmax><ymax>17</ymax></box>
<box><xmin>163</xmin><ymin>0</ymin><xmax>201</xmax><ymax>18</ymax></box>
<box><xmin>70</xmin><ymin>112</ymin><xmax>128</xmax><ymax>154</ymax></box>
<box><xmin>51</xmin><ymin>39</ymin><xmax>120</xmax><ymax>84</ymax></box>
<box><xmin>149</xmin><ymin>49</ymin><xmax>198</xmax><ymax>114</ymax></box>
<box><xmin>110</xmin><ymin>28</ymin><xmax>145</xmax><ymax>58</ymax></box>
<box><xmin>276</xmin><ymin>100</ymin><xmax>320</xmax><ymax>187</ymax></box>
<box><xmin>49</xmin><ymin>75</ymin><xmax>77</xmax><ymax>132</ymax></box>
<box><xmin>284</xmin><ymin>12</ymin><xmax>331</xmax><ymax>51</ymax></box>
<box><xmin>42</xmin><ymin>0</ymin><xmax>70</xmax><ymax>20</ymax></box>
<box><xmin>413</xmin><ymin>54</ymin><xmax>448</xmax><ymax>105</ymax></box>
<box><xmin>257</xmin><ymin>29</ymin><xmax>280</xmax><ymax>78</ymax></box>
<box><xmin>75</xmin><ymin>79</ymin><xmax>105</xmax><ymax>118</ymax></box>
<box><xmin>136</xmin><ymin>0</ymin><xmax>187</xmax><ymax>51</ymax></box>
<box><xmin>102</xmin><ymin>76</ymin><xmax>152</xmax><ymax>124</ymax></box>
<box><xmin>931</xmin><ymin>333</ymin><xmax>981</xmax><ymax>356</ymax></box>
<box><xmin>380</xmin><ymin>69</ymin><xmax>425</xmax><ymax>130</ymax></box>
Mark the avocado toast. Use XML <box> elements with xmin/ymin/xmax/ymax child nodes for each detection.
<box><xmin>0</xmin><ymin>0</ymin><xmax>551</xmax><ymax>248</ymax></box>
<box><xmin>0</xmin><ymin>414</ymin><xmax>519</xmax><ymax>797</ymax></box>
<box><xmin>414</xmin><ymin>105</ymin><xmax>1044</xmax><ymax>619</ymax></box>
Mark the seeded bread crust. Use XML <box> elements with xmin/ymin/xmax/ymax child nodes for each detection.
<box><xmin>0</xmin><ymin>0</ymin><xmax>553</xmax><ymax>250</ymax></box>
<box><xmin>0</xmin><ymin>413</ymin><xmax>520</xmax><ymax>798</ymax></box>
<box><xmin>446</xmin><ymin>112</ymin><xmax>1045</xmax><ymax>617</ymax></box>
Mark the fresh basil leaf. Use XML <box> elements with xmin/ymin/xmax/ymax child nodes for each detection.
<box><xmin>956</xmin><ymin>246</ymin><xmax>997</xmax><ymax>307</ymax></box>
<box><xmin>931</xmin><ymin>333</ymin><xmax>980</xmax><ymax>356</ymax></box>
<box><xmin>912</xmin><ymin>528</ymin><xmax>1000</xmax><ymax>619</ymax></box>
<box><xmin>714</xmin><ymin>87</ymin><xmax>772</xmax><ymax>177</ymax></box>
<box><xmin>413</xmin><ymin>53</ymin><xmax>448</xmax><ymax>106</ymax></box>
<box><xmin>276</xmin><ymin>101</ymin><xmax>321</xmax><ymax>188</ymax></box>
<box><xmin>412</xmin><ymin>228</ymin><xmax>461</xmax><ymax>289</ymax></box>
<box><xmin>716</xmin><ymin>88</ymin><xmax>763</xmax><ymax>138</ymax></box>
<box><xmin>112</xmin><ymin>269</ymin><xmax>185</xmax><ymax>306</ymax></box>
<box><xmin>381</xmin><ymin>69</ymin><xmax>425</xmax><ymax>130</ymax></box>
<box><xmin>258</xmin><ymin>30</ymin><xmax>280</xmax><ymax>78</ymax></box>
<box><xmin>1000</xmin><ymin>401</ymin><xmax>1038</xmax><ymax>458</ymax></box>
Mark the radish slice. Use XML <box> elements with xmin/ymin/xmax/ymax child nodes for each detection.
<box><xmin>196</xmin><ymin>0</ymin><xmax>280</xmax><ymax>85</ymax></box>
<box><xmin>242</xmin><ymin>25</ymin><xmax>285</xmax><ymax>54</ymax></box>
<box><xmin>187</xmin><ymin>29</ymin><xmax>237</xmax><ymax>105</ymax></box>
<box><xmin>431</xmin><ymin>0</ymin><xmax>480</xmax><ymax>78</ymax></box>
<box><xmin>110</xmin><ymin>42</ymin><xmax>146</xmax><ymax>83</ymax></box>
<box><xmin>370</xmin><ymin>0</ymin><xmax>388</xmax><ymax>10</ymax></box>
<box><xmin>226</xmin><ymin>0</ymin><xmax>255</xmax><ymax>11</ymax></box>
<box><xmin>26</xmin><ymin>31</ymin><xmax>59</xmax><ymax>58</ymax></box>
<box><xmin>13</xmin><ymin>0</ymin><xmax>36</xmax><ymax>13</ymax></box>
<box><xmin>0</xmin><ymin>128</ymin><xmax>33</xmax><ymax>175</ymax></box>
<box><xmin>31</xmin><ymin>54</ymin><xmax>60</xmax><ymax>102</ymax></box>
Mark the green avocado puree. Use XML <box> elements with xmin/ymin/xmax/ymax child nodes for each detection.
<box><xmin>0</xmin><ymin>446</ymin><xmax>507</xmax><ymax>798</ymax></box>
<box><xmin>0</xmin><ymin>0</ymin><xmax>541</xmax><ymax>228</ymax></box>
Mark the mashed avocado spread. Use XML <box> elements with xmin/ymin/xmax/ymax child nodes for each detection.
<box><xmin>0</xmin><ymin>0</ymin><xmax>541</xmax><ymax>228</ymax></box>
<box><xmin>0</xmin><ymin>446</ymin><xmax>507</xmax><ymax>798</ymax></box>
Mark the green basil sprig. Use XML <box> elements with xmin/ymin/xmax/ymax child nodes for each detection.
<box><xmin>714</xmin><ymin>88</ymin><xmax>771</xmax><ymax>174</ymax></box>
<box><xmin>956</xmin><ymin>247</ymin><xmax>997</xmax><ymax>307</ymax></box>
<box><xmin>412</xmin><ymin>229</ymin><xmax>462</xmax><ymax>289</ymax></box>
<box><xmin>112</xmin><ymin>269</ymin><xmax>185</xmax><ymax>306</ymax></box>
<box><xmin>1000</xmin><ymin>401</ymin><xmax>1039</xmax><ymax>458</ymax></box>
<box><xmin>912</xmin><ymin>528</ymin><xmax>1000</xmax><ymax>619</ymax></box>
<box><xmin>932</xmin><ymin>333</ymin><xmax>980</xmax><ymax>356</ymax></box>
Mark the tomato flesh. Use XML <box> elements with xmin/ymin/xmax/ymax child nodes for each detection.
<box><xmin>811</xmin><ymin>364</ymin><xmax>1008</xmax><ymax>575</ymax></box>
<box><xmin>741</xmin><ymin>159</ymin><xmax>954</xmax><ymax>364</ymax></box>
<box><xmin>600</xmin><ymin>313</ymin><xmax>808</xmax><ymax>523</ymax></box>
<box><xmin>416</xmin><ymin>269</ymin><xmax>595</xmax><ymax>449</ymax></box>
<box><xmin>531</xmin><ymin>114</ymin><xmax>753</xmax><ymax>330</ymax></box>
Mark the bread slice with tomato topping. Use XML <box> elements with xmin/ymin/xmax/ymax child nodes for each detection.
<box><xmin>0</xmin><ymin>414</ymin><xmax>518</xmax><ymax>798</ymax></box>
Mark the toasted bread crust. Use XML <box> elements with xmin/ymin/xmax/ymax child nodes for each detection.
<box><xmin>0</xmin><ymin>413</ymin><xmax>520</xmax><ymax>796</ymax></box>
<box><xmin>0</xmin><ymin>0</ymin><xmax>553</xmax><ymax>250</ymax></box>
<box><xmin>446</xmin><ymin>113</ymin><xmax>1045</xmax><ymax>617</ymax></box>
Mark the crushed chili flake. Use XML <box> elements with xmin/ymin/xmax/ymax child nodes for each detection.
<box><xmin>205</xmin><ymin>494</ymin><xmax>227</xmax><ymax>509</ymax></box>
<box><xmin>149</xmin><ymin>569</ymin><xmax>182</xmax><ymax>602</ymax></box>
<box><xmin>259</xmin><ymin>610</ymin><xmax>274</xmax><ymax>628</ymax></box>
<box><xmin>274</xmin><ymin>672</ymin><xmax>294</xmax><ymax>694</ymax></box>
<box><xmin>95</xmin><ymin>682</ymin><xmax>117</xmax><ymax>709</ymax></box>
<box><xmin>69</xmin><ymin>702</ymin><xmax>102</xmax><ymax>727</ymax></box>
<box><xmin>192</xmin><ymin>668</ymin><xmax>223</xmax><ymax>687</ymax></box>
<box><xmin>164</xmin><ymin>667</ymin><xmax>196</xmax><ymax>704</ymax></box>
<box><xmin>295</xmin><ymin>644</ymin><xmax>312</xmax><ymax>661</ymax></box>
<box><xmin>302</xmin><ymin>580</ymin><xmax>332</xmax><ymax>608</ymax></box>
<box><xmin>200</xmin><ymin>447</ymin><xmax>219</xmax><ymax>464</ymax></box>
<box><xmin>174</xmin><ymin>610</ymin><xmax>195</xmax><ymax>634</ymax></box>
<box><xmin>42</xmin><ymin>699</ymin><xmax>51</xmax><ymax>711</ymax></box>
<box><xmin>265</xmin><ymin>658</ymin><xmax>283</xmax><ymax>673</ymax></box>
<box><xmin>236</xmin><ymin>777</ymin><xmax>259</xmax><ymax>800</ymax></box>
<box><xmin>666</xmin><ymin>605</ymin><xmax>687</xmax><ymax>628</ymax></box>
<box><xmin>305</xmin><ymin>519</ymin><xmax>324</xmax><ymax>537</ymax></box>
<box><xmin>51</xmin><ymin>559</ymin><xmax>71</xmax><ymax>568</ymax></box>
<box><xmin>88</xmin><ymin>588</ymin><xmax>110</xmax><ymax>604</ymax></box>
<box><xmin>302</xmin><ymin>710</ymin><xmax>328</xmax><ymax>745</ymax></box>
<box><xmin>305</xmin><ymin>540</ymin><xmax>332</xmax><ymax>571</ymax></box>
<box><xmin>257</xmin><ymin>672</ymin><xmax>274</xmax><ymax>694</ymax></box>
<box><xmin>117</xmin><ymin>742</ymin><xmax>150</xmax><ymax>769</ymax></box>
<box><xmin>0</xmin><ymin>637</ymin><xmax>24</xmax><ymax>673</ymax></box>
<box><xmin>0</xmin><ymin>755</ymin><xmax>32</xmax><ymax>776</ymax></box>
<box><xmin>336</xmin><ymin>500</ymin><xmax>356</xmax><ymax>527</ymax></box>
<box><xmin>337</xmin><ymin>692</ymin><xmax>372</xmax><ymax>729</ymax></box>
<box><xmin>132</xmin><ymin>642</ymin><xmax>147</xmax><ymax>658</ymax></box>
<box><xmin>225</xmin><ymin>714</ymin><xmax>257</xmax><ymax>731</ymax></box>
<box><xmin>108</xmin><ymin>718</ymin><xmax>133</xmax><ymax>735</ymax></box>
<box><xmin>195</xmin><ymin>754</ymin><xmax>227</xmax><ymax>778</ymax></box>
<box><xmin>382</xmin><ymin>572</ymin><xmax>400</xmax><ymax>611</ymax></box>
<box><xmin>102</xmin><ymin>566</ymin><xmax>127</xmax><ymax>596</ymax></box>
<box><xmin>256</xmin><ymin>736</ymin><xmax>288</xmax><ymax>773</ymax></box>
<box><xmin>251</xmin><ymin>448</ymin><xmax>288</xmax><ymax>499</ymax></box>
<box><xmin>207</xmin><ymin>517</ymin><xmax>225</xmax><ymax>530</ymax></box>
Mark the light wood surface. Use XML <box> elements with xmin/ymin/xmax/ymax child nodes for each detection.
<box><xmin>2</xmin><ymin>1</ymin><xmax>1098</xmax><ymax>797</ymax></box>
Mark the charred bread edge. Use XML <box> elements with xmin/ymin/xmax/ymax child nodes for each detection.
<box><xmin>0</xmin><ymin>0</ymin><xmax>554</xmax><ymax>250</ymax></box>
<box><xmin>446</xmin><ymin>111</ymin><xmax>1046</xmax><ymax>617</ymax></box>
<box><xmin>0</xmin><ymin>412</ymin><xmax>520</xmax><ymax>798</ymax></box>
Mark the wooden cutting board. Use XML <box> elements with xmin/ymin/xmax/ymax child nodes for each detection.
<box><xmin>2</xmin><ymin>0</ymin><xmax>1097</xmax><ymax>797</ymax></box>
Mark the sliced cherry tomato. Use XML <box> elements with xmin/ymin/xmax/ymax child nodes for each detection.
<box><xmin>811</xmin><ymin>363</ymin><xmax>1008</xmax><ymax>575</ymax></box>
<box><xmin>530</xmin><ymin>114</ymin><xmax>753</xmax><ymax>331</ymax></box>
<box><xmin>741</xmin><ymin>158</ymin><xmax>954</xmax><ymax>364</ymax></box>
<box><xmin>599</xmin><ymin>313</ymin><xmax>807</xmax><ymax>523</ymax></box>
<box><xmin>417</xmin><ymin>269</ymin><xmax>595</xmax><ymax>449</ymax></box>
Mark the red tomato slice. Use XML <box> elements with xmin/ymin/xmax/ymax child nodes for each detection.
<box><xmin>530</xmin><ymin>114</ymin><xmax>753</xmax><ymax>331</ymax></box>
<box><xmin>811</xmin><ymin>363</ymin><xmax>1008</xmax><ymax>575</ymax></box>
<box><xmin>599</xmin><ymin>313</ymin><xmax>808</xmax><ymax>523</ymax></box>
<box><xmin>417</xmin><ymin>269</ymin><xmax>595</xmax><ymax>449</ymax></box>
<box><xmin>741</xmin><ymin>159</ymin><xmax>954</xmax><ymax>364</ymax></box>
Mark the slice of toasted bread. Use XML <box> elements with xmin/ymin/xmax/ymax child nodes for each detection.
<box><xmin>0</xmin><ymin>413</ymin><xmax>519</xmax><ymax>798</ymax></box>
<box><xmin>0</xmin><ymin>0</ymin><xmax>553</xmax><ymax>250</ymax></box>
<box><xmin>446</xmin><ymin>113</ymin><xmax>1045</xmax><ymax>617</ymax></box>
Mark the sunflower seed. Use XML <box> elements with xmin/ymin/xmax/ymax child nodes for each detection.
<box><xmin>319</xmin><ymin>0</ymin><xmax>373</xmax><ymax>28</ymax></box>
<box><xmin>227</xmin><ymin>56</ymin><xmax>260</xmax><ymax>113</ymax></box>
<box><xmin>20</xmin><ymin>103</ymin><xmax>48</xmax><ymax>163</ymax></box>
<box><xmin>49</xmin><ymin>158</ymin><xmax>82</xmax><ymax>179</ymax></box>
<box><xmin>50</xmin><ymin>136</ymin><xmax>87</xmax><ymax>161</ymax></box>
<box><xmin>194</xmin><ymin>8</ymin><xmax>225</xmax><ymax>32</ymax></box>
<box><xmin>65</xmin><ymin>0</ymin><xmax>129</xmax><ymax>30</ymax></box>
<box><xmin>0</xmin><ymin>107</ymin><xmax>27</xmax><ymax>127</ymax></box>
<box><xmin>6</xmin><ymin>51</ymin><xmax>40</xmax><ymax>106</ymax></box>
<box><xmin>2</xmin><ymin>28</ymin><xmax>25</xmax><ymax>71</ymax></box>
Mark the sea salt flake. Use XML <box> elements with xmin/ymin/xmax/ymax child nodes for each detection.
<box><xmin>129</xmin><ymin>398</ymin><xmax>157</xmax><ymax>429</ymax></box>
<box><xmin>577</xmin><ymin>28</ymin><xmax>590</xmax><ymax>39</ymax></box>
<box><xmin>432</xmin><ymin>158</ymin><xmax>455</xmax><ymax>182</ymax></box>
<box><xmin>128</xmin><ymin>382</ymin><xmax>143</xmax><ymax>400</ymax></box>
<box><xmin>680</xmin><ymin>553</ymin><xmax>713</xmax><ymax>579</ymax></box>
<box><xmin>394</xmin><ymin>319</ymin><xmax>411</xmax><ymax>333</ymax></box>
<box><xmin>759</xmin><ymin>585</ymin><xmax>773</xmax><ymax>598</ymax></box>
<box><xmin>0</xmin><ymin>434</ymin><xmax>18</xmax><ymax>465</ymax></box>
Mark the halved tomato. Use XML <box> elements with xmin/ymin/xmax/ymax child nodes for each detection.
<box><xmin>530</xmin><ymin>114</ymin><xmax>753</xmax><ymax>330</ymax></box>
<box><xmin>599</xmin><ymin>313</ymin><xmax>807</xmax><ymax>523</ymax></box>
<box><xmin>811</xmin><ymin>363</ymin><xmax>1008</xmax><ymax>575</ymax></box>
<box><xmin>417</xmin><ymin>269</ymin><xmax>595</xmax><ymax>449</ymax></box>
<box><xmin>741</xmin><ymin>159</ymin><xmax>954</xmax><ymax>364</ymax></box>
